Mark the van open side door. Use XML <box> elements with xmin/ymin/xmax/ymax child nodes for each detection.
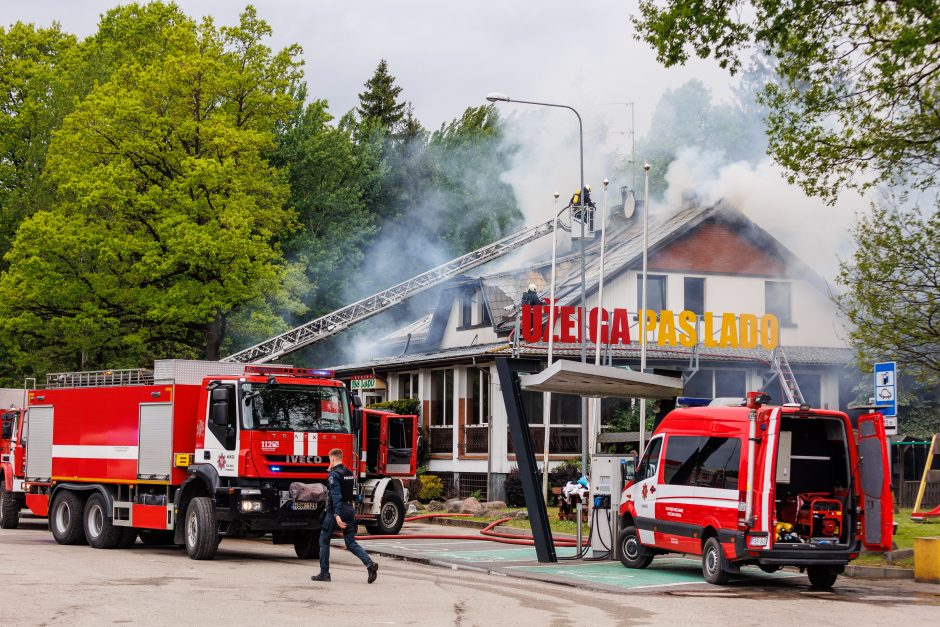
<box><xmin>857</xmin><ymin>412</ymin><xmax>893</xmax><ymax>551</ymax></box>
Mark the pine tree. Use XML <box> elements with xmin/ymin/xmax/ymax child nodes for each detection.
<box><xmin>356</xmin><ymin>59</ymin><xmax>406</xmax><ymax>133</ymax></box>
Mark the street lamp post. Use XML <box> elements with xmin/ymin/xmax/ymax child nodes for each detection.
<box><xmin>486</xmin><ymin>92</ymin><xmax>589</xmax><ymax>478</ymax></box>
<box><xmin>591</xmin><ymin>180</ymin><xmax>610</xmax><ymax>457</ymax></box>
<box><xmin>639</xmin><ymin>162</ymin><xmax>651</xmax><ymax>455</ymax></box>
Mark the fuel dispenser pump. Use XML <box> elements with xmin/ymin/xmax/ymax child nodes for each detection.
<box><xmin>589</xmin><ymin>453</ymin><xmax>636</xmax><ymax>558</ymax></box>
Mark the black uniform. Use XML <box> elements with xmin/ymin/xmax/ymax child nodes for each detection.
<box><xmin>521</xmin><ymin>289</ymin><xmax>543</xmax><ymax>307</ymax></box>
<box><xmin>317</xmin><ymin>463</ymin><xmax>374</xmax><ymax>578</ymax></box>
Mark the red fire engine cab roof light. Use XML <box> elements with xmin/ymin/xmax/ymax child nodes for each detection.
<box><xmin>243</xmin><ymin>365</ymin><xmax>334</xmax><ymax>378</ymax></box>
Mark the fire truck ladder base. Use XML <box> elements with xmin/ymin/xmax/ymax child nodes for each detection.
<box><xmin>222</xmin><ymin>217</ymin><xmax>558</xmax><ymax>364</ymax></box>
<box><xmin>46</xmin><ymin>368</ymin><xmax>155</xmax><ymax>389</ymax></box>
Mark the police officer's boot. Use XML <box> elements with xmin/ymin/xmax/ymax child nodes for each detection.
<box><xmin>311</xmin><ymin>573</ymin><xmax>331</xmax><ymax>582</ymax></box>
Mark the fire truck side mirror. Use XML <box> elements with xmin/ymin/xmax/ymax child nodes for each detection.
<box><xmin>210</xmin><ymin>387</ymin><xmax>233</xmax><ymax>427</ymax></box>
<box><xmin>352</xmin><ymin>409</ymin><xmax>363</xmax><ymax>433</ymax></box>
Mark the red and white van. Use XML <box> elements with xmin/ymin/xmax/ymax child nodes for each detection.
<box><xmin>617</xmin><ymin>392</ymin><xmax>892</xmax><ymax>588</ymax></box>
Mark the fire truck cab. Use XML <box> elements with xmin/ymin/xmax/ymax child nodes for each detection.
<box><xmin>617</xmin><ymin>392</ymin><xmax>892</xmax><ymax>589</ymax></box>
<box><xmin>22</xmin><ymin>360</ymin><xmax>416</xmax><ymax>560</ymax></box>
<box><xmin>1</xmin><ymin>408</ymin><xmax>28</xmax><ymax>528</ymax></box>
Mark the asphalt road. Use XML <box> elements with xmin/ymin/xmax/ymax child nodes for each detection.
<box><xmin>2</xmin><ymin>516</ymin><xmax>939</xmax><ymax>626</ymax></box>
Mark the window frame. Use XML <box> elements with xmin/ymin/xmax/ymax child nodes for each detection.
<box><xmin>765</xmin><ymin>280</ymin><xmax>793</xmax><ymax>326</ymax></box>
<box><xmin>683</xmin><ymin>276</ymin><xmax>705</xmax><ymax>316</ymax></box>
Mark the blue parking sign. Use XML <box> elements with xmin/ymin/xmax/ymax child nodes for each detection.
<box><xmin>873</xmin><ymin>361</ymin><xmax>897</xmax><ymax>417</ymax></box>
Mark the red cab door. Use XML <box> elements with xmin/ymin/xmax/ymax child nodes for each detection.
<box><xmin>380</xmin><ymin>414</ymin><xmax>417</xmax><ymax>477</ymax></box>
<box><xmin>857</xmin><ymin>412</ymin><xmax>893</xmax><ymax>551</ymax></box>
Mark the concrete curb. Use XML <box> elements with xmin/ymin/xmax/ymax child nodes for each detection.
<box><xmin>843</xmin><ymin>564</ymin><xmax>915</xmax><ymax>579</ymax></box>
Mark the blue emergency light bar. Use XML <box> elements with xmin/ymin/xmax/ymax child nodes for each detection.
<box><xmin>244</xmin><ymin>365</ymin><xmax>334</xmax><ymax>378</ymax></box>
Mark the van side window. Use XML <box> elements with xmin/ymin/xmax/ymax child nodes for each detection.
<box><xmin>664</xmin><ymin>436</ymin><xmax>702</xmax><ymax>486</ymax></box>
<box><xmin>636</xmin><ymin>437</ymin><xmax>662</xmax><ymax>481</ymax></box>
<box><xmin>696</xmin><ymin>437</ymin><xmax>741</xmax><ymax>490</ymax></box>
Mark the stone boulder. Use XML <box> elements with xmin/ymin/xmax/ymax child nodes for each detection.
<box><xmin>427</xmin><ymin>500</ymin><xmax>444</xmax><ymax>512</ymax></box>
<box><xmin>407</xmin><ymin>499</ymin><xmax>427</xmax><ymax>512</ymax></box>
<box><xmin>459</xmin><ymin>496</ymin><xmax>484</xmax><ymax>515</ymax></box>
<box><xmin>444</xmin><ymin>498</ymin><xmax>464</xmax><ymax>513</ymax></box>
<box><xmin>481</xmin><ymin>500</ymin><xmax>507</xmax><ymax>512</ymax></box>
<box><xmin>512</xmin><ymin>510</ymin><xmax>529</xmax><ymax>520</ymax></box>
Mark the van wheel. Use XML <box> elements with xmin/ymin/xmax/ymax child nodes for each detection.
<box><xmin>0</xmin><ymin>483</ymin><xmax>20</xmax><ymax>529</ymax></box>
<box><xmin>702</xmin><ymin>537</ymin><xmax>730</xmax><ymax>584</ymax></box>
<box><xmin>294</xmin><ymin>531</ymin><xmax>320</xmax><ymax>559</ymax></box>
<box><xmin>185</xmin><ymin>497</ymin><xmax>219</xmax><ymax>560</ymax></box>
<box><xmin>807</xmin><ymin>566</ymin><xmax>838</xmax><ymax>589</ymax></box>
<box><xmin>50</xmin><ymin>491</ymin><xmax>87</xmax><ymax>545</ymax></box>
<box><xmin>618</xmin><ymin>526</ymin><xmax>653</xmax><ymax>569</ymax></box>
<box><xmin>84</xmin><ymin>493</ymin><xmax>124</xmax><ymax>549</ymax></box>
<box><xmin>368</xmin><ymin>493</ymin><xmax>405</xmax><ymax>535</ymax></box>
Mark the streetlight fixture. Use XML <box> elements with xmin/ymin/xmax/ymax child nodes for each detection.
<box><xmin>639</xmin><ymin>162</ymin><xmax>651</xmax><ymax>455</ymax></box>
<box><xmin>486</xmin><ymin>92</ymin><xmax>589</xmax><ymax>477</ymax></box>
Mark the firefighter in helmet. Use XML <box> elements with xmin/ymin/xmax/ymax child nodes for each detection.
<box><xmin>521</xmin><ymin>283</ymin><xmax>543</xmax><ymax>307</ymax></box>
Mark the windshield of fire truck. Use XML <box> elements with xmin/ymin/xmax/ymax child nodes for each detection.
<box><xmin>240</xmin><ymin>383</ymin><xmax>350</xmax><ymax>433</ymax></box>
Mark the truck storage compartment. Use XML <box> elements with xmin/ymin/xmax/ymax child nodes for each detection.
<box><xmin>773</xmin><ymin>415</ymin><xmax>852</xmax><ymax>545</ymax></box>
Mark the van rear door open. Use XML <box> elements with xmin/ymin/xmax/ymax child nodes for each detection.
<box><xmin>857</xmin><ymin>412</ymin><xmax>893</xmax><ymax>551</ymax></box>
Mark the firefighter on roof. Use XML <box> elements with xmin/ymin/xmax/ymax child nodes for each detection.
<box><xmin>521</xmin><ymin>283</ymin><xmax>543</xmax><ymax>307</ymax></box>
<box><xmin>311</xmin><ymin>448</ymin><xmax>379</xmax><ymax>583</ymax></box>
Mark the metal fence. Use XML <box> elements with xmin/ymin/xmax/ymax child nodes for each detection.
<box><xmin>507</xmin><ymin>426</ymin><xmax>581</xmax><ymax>455</ymax></box>
<box><xmin>461</xmin><ymin>425</ymin><xmax>489</xmax><ymax>454</ymax></box>
<box><xmin>429</xmin><ymin>426</ymin><xmax>454</xmax><ymax>454</ymax></box>
<box><xmin>434</xmin><ymin>472</ymin><xmax>489</xmax><ymax>501</ymax></box>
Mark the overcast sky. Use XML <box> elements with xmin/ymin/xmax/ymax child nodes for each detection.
<box><xmin>1</xmin><ymin>0</ymin><xmax>733</xmax><ymax>136</ymax></box>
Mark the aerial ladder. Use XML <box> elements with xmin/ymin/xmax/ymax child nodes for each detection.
<box><xmin>222</xmin><ymin>217</ymin><xmax>559</xmax><ymax>364</ymax></box>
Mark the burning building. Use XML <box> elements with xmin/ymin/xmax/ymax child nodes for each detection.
<box><xmin>330</xmin><ymin>198</ymin><xmax>855</xmax><ymax>502</ymax></box>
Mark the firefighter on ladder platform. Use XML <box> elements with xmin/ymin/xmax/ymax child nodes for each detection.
<box><xmin>312</xmin><ymin>448</ymin><xmax>379</xmax><ymax>584</ymax></box>
<box><xmin>567</xmin><ymin>185</ymin><xmax>596</xmax><ymax>224</ymax></box>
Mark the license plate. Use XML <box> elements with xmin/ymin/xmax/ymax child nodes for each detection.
<box><xmin>291</xmin><ymin>502</ymin><xmax>318</xmax><ymax>511</ymax></box>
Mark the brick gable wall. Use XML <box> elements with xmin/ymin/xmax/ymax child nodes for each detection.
<box><xmin>648</xmin><ymin>219</ymin><xmax>789</xmax><ymax>276</ymax></box>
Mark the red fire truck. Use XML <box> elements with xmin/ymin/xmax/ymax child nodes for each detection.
<box><xmin>2</xmin><ymin>407</ymin><xmax>29</xmax><ymax>528</ymax></box>
<box><xmin>617</xmin><ymin>392</ymin><xmax>892</xmax><ymax>589</ymax></box>
<box><xmin>15</xmin><ymin>360</ymin><xmax>416</xmax><ymax>560</ymax></box>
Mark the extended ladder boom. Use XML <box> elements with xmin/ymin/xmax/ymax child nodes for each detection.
<box><xmin>222</xmin><ymin>218</ymin><xmax>558</xmax><ymax>364</ymax></box>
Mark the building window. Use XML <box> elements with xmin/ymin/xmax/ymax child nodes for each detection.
<box><xmin>468</xmin><ymin>367</ymin><xmax>490</xmax><ymax>425</ymax></box>
<box><xmin>461</xmin><ymin>290</ymin><xmax>473</xmax><ymax>327</ymax></box>
<box><xmin>398</xmin><ymin>373</ymin><xmax>419</xmax><ymax>399</ymax></box>
<box><xmin>684</xmin><ymin>277</ymin><xmax>704</xmax><ymax>316</ymax></box>
<box><xmin>637</xmin><ymin>274</ymin><xmax>667</xmax><ymax>313</ymax></box>
<box><xmin>681</xmin><ymin>369</ymin><xmax>747</xmax><ymax>399</ymax></box>
<box><xmin>430</xmin><ymin>369</ymin><xmax>454</xmax><ymax>426</ymax></box>
<box><xmin>765</xmin><ymin>281</ymin><xmax>792</xmax><ymax>325</ymax></box>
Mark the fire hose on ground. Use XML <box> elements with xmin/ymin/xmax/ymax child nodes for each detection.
<box><xmin>352</xmin><ymin>512</ymin><xmax>589</xmax><ymax>549</ymax></box>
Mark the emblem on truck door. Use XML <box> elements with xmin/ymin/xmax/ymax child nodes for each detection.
<box><xmin>642</xmin><ymin>484</ymin><xmax>649</xmax><ymax>500</ymax></box>
<box><xmin>217</xmin><ymin>453</ymin><xmax>226</xmax><ymax>470</ymax></box>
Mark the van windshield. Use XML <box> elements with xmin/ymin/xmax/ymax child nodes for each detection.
<box><xmin>240</xmin><ymin>383</ymin><xmax>350</xmax><ymax>433</ymax></box>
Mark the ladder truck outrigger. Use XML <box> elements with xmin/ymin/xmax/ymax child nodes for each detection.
<box><xmin>4</xmin><ymin>216</ymin><xmax>562</xmax><ymax>559</ymax></box>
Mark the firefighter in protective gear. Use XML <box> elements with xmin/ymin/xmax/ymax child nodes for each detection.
<box><xmin>311</xmin><ymin>448</ymin><xmax>379</xmax><ymax>583</ymax></box>
<box><xmin>521</xmin><ymin>283</ymin><xmax>543</xmax><ymax>307</ymax></box>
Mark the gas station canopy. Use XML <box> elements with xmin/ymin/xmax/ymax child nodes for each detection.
<box><xmin>519</xmin><ymin>359</ymin><xmax>684</xmax><ymax>399</ymax></box>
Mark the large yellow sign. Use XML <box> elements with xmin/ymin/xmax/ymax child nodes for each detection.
<box><xmin>641</xmin><ymin>310</ymin><xmax>779</xmax><ymax>350</ymax></box>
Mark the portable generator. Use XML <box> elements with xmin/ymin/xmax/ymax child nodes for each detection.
<box><xmin>795</xmin><ymin>495</ymin><xmax>842</xmax><ymax>539</ymax></box>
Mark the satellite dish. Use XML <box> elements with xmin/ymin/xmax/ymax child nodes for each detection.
<box><xmin>623</xmin><ymin>189</ymin><xmax>636</xmax><ymax>219</ymax></box>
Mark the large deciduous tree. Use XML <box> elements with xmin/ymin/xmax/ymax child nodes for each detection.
<box><xmin>837</xmin><ymin>202</ymin><xmax>939</xmax><ymax>386</ymax></box>
<box><xmin>0</xmin><ymin>7</ymin><xmax>303</xmax><ymax>371</ymax></box>
<box><xmin>632</xmin><ymin>0</ymin><xmax>940</xmax><ymax>202</ymax></box>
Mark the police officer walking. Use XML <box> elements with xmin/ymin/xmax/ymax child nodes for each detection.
<box><xmin>311</xmin><ymin>448</ymin><xmax>378</xmax><ymax>583</ymax></box>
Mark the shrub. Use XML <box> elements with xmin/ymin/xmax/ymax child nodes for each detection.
<box><xmin>549</xmin><ymin>458</ymin><xmax>582</xmax><ymax>489</ymax></box>
<box><xmin>368</xmin><ymin>398</ymin><xmax>420</xmax><ymax>416</ymax></box>
<box><xmin>417</xmin><ymin>474</ymin><xmax>443</xmax><ymax>502</ymax></box>
<box><xmin>503</xmin><ymin>466</ymin><xmax>526</xmax><ymax>506</ymax></box>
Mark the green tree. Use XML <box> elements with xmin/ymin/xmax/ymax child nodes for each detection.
<box><xmin>271</xmin><ymin>95</ymin><xmax>380</xmax><ymax>320</ymax></box>
<box><xmin>0</xmin><ymin>7</ymin><xmax>303</xmax><ymax>372</ymax></box>
<box><xmin>357</xmin><ymin>58</ymin><xmax>406</xmax><ymax>134</ymax></box>
<box><xmin>837</xmin><ymin>201</ymin><xmax>939</xmax><ymax>386</ymax></box>
<box><xmin>632</xmin><ymin>0</ymin><xmax>940</xmax><ymax>201</ymax></box>
<box><xmin>0</xmin><ymin>23</ymin><xmax>76</xmax><ymax>267</ymax></box>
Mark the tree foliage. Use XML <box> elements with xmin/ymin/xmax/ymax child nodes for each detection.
<box><xmin>0</xmin><ymin>6</ymin><xmax>303</xmax><ymax>372</ymax></box>
<box><xmin>357</xmin><ymin>59</ymin><xmax>407</xmax><ymax>134</ymax></box>
<box><xmin>837</xmin><ymin>201</ymin><xmax>939</xmax><ymax>386</ymax></box>
<box><xmin>633</xmin><ymin>0</ymin><xmax>940</xmax><ymax>201</ymax></box>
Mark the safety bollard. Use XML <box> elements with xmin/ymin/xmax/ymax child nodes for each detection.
<box><xmin>913</xmin><ymin>537</ymin><xmax>940</xmax><ymax>583</ymax></box>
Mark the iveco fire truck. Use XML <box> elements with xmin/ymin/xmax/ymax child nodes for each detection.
<box><xmin>617</xmin><ymin>392</ymin><xmax>892</xmax><ymax>588</ymax></box>
<box><xmin>1</xmin><ymin>407</ymin><xmax>32</xmax><ymax>528</ymax></box>
<box><xmin>13</xmin><ymin>360</ymin><xmax>416</xmax><ymax>560</ymax></box>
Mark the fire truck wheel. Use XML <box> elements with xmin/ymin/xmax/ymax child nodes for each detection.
<box><xmin>84</xmin><ymin>493</ymin><xmax>125</xmax><ymax>549</ymax></box>
<box><xmin>702</xmin><ymin>537</ymin><xmax>730</xmax><ymax>585</ymax></box>
<box><xmin>807</xmin><ymin>566</ymin><xmax>838</xmax><ymax>589</ymax></box>
<box><xmin>617</xmin><ymin>526</ymin><xmax>653</xmax><ymax>569</ymax></box>
<box><xmin>50</xmin><ymin>491</ymin><xmax>87</xmax><ymax>545</ymax></box>
<box><xmin>0</xmin><ymin>482</ymin><xmax>20</xmax><ymax>529</ymax></box>
<box><xmin>185</xmin><ymin>497</ymin><xmax>219</xmax><ymax>560</ymax></box>
<box><xmin>293</xmin><ymin>531</ymin><xmax>320</xmax><ymax>559</ymax></box>
<box><xmin>368</xmin><ymin>493</ymin><xmax>405</xmax><ymax>535</ymax></box>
